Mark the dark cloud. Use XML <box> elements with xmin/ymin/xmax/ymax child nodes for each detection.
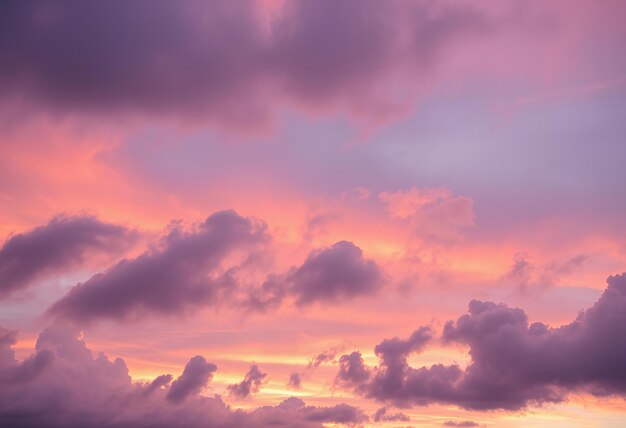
<box><xmin>47</xmin><ymin>210</ymin><xmax>268</xmax><ymax>322</ymax></box>
<box><xmin>0</xmin><ymin>215</ymin><xmax>134</xmax><ymax>299</ymax></box>
<box><xmin>142</xmin><ymin>374</ymin><xmax>173</xmax><ymax>397</ymax></box>
<box><xmin>166</xmin><ymin>356</ymin><xmax>216</xmax><ymax>404</ymax></box>
<box><xmin>228</xmin><ymin>364</ymin><xmax>267</xmax><ymax>399</ymax></box>
<box><xmin>337</xmin><ymin>273</ymin><xmax>626</xmax><ymax>410</ymax></box>
<box><xmin>289</xmin><ymin>241</ymin><xmax>383</xmax><ymax>305</ymax></box>
<box><xmin>287</xmin><ymin>372</ymin><xmax>301</xmax><ymax>389</ymax></box>
<box><xmin>373</xmin><ymin>406</ymin><xmax>410</xmax><ymax>422</ymax></box>
<box><xmin>0</xmin><ymin>324</ymin><xmax>366</xmax><ymax>428</ymax></box>
<box><xmin>246</xmin><ymin>240</ymin><xmax>383</xmax><ymax>311</ymax></box>
<box><xmin>335</xmin><ymin>351</ymin><xmax>371</xmax><ymax>389</ymax></box>
<box><xmin>0</xmin><ymin>0</ymin><xmax>491</xmax><ymax>127</ymax></box>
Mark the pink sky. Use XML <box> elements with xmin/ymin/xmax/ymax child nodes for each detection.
<box><xmin>1</xmin><ymin>1</ymin><xmax>626</xmax><ymax>427</ymax></box>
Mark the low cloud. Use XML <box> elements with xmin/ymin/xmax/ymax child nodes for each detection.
<box><xmin>336</xmin><ymin>273</ymin><xmax>626</xmax><ymax>410</ymax></box>
<box><xmin>228</xmin><ymin>364</ymin><xmax>267</xmax><ymax>399</ymax></box>
<box><xmin>0</xmin><ymin>215</ymin><xmax>135</xmax><ymax>299</ymax></box>
<box><xmin>0</xmin><ymin>323</ymin><xmax>366</xmax><ymax>428</ymax></box>
<box><xmin>47</xmin><ymin>210</ymin><xmax>268</xmax><ymax>322</ymax></box>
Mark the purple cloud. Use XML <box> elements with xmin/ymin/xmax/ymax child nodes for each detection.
<box><xmin>287</xmin><ymin>372</ymin><xmax>301</xmax><ymax>389</ymax></box>
<box><xmin>336</xmin><ymin>273</ymin><xmax>626</xmax><ymax>410</ymax></box>
<box><xmin>289</xmin><ymin>241</ymin><xmax>383</xmax><ymax>305</ymax></box>
<box><xmin>443</xmin><ymin>421</ymin><xmax>479</xmax><ymax>427</ymax></box>
<box><xmin>228</xmin><ymin>364</ymin><xmax>267</xmax><ymax>399</ymax></box>
<box><xmin>335</xmin><ymin>351</ymin><xmax>371</xmax><ymax>389</ymax></box>
<box><xmin>0</xmin><ymin>327</ymin><xmax>53</xmax><ymax>384</ymax></box>
<box><xmin>246</xmin><ymin>240</ymin><xmax>383</xmax><ymax>311</ymax></box>
<box><xmin>0</xmin><ymin>215</ymin><xmax>134</xmax><ymax>299</ymax></box>
<box><xmin>47</xmin><ymin>210</ymin><xmax>268</xmax><ymax>322</ymax></box>
<box><xmin>0</xmin><ymin>0</ymin><xmax>490</xmax><ymax>127</ymax></box>
<box><xmin>142</xmin><ymin>373</ymin><xmax>173</xmax><ymax>397</ymax></box>
<box><xmin>373</xmin><ymin>406</ymin><xmax>410</xmax><ymax>422</ymax></box>
<box><xmin>0</xmin><ymin>323</ymin><xmax>366</xmax><ymax>428</ymax></box>
<box><xmin>166</xmin><ymin>356</ymin><xmax>217</xmax><ymax>404</ymax></box>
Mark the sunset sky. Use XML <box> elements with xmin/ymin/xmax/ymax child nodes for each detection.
<box><xmin>1</xmin><ymin>1</ymin><xmax>626</xmax><ymax>427</ymax></box>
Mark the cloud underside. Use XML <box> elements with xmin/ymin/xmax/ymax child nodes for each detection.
<box><xmin>0</xmin><ymin>0</ymin><xmax>490</xmax><ymax>126</ymax></box>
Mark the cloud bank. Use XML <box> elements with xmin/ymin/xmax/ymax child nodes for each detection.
<box><xmin>0</xmin><ymin>323</ymin><xmax>366</xmax><ymax>428</ymax></box>
<box><xmin>337</xmin><ymin>273</ymin><xmax>626</xmax><ymax>410</ymax></box>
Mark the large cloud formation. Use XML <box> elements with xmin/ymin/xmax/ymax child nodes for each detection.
<box><xmin>336</xmin><ymin>273</ymin><xmax>626</xmax><ymax>410</ymax></box>
<box><xmin>0</xmin><ymin>324</ymin><xmax>366</xmax><ymax>428</ymax></box>
<box><xmin>0</xmin><ymin>0</ymin><xmax>491</xmax><ymax>127</ymax></box>
<box><xmin>47</xmin><ymin>210</ymin><xmax>268</xmax><ymax>322</ymax></box>
<box><xmin>0</xmin><ymin>215</ymin><xmax>134</xmax><ymax>299</ymax></box>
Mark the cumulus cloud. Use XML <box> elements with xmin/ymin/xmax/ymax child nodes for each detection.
<box><xmin>0</xmin><ymin>0</ymin><xmax>492</xmax><ymax>128</ymax></box>
<box><xmin>0</xmin><ymin>215</ymin><xmax>134</xmax><ymax>299</ymax></box>
<box><xmin>289</xmin><ymin>241</ymin><xmax>383</xmax><ymax>305</ymax></box>
<box><xmin>335</xmin><ymin>351</ymin><xmax>371</xmax><ymax>390</ymax></box>
<box><xmin>47</xmin><ymin>210</ymin><xmax>268</xmax><ymax>322</ymax></box>
<box><xmin>247</xmin><ymin>240</ymin><xmax>383</xmax><ymax>311</ymax></box>
<box><xmin>0</xmin><ymin>323</ymin><xmax>366</xmax><ymax>428</ymax></box>
<box><xmin>336</xmin><ymin>273</ymin><xmax>626</xmax><ymax>410</ymax></box>
<box><xmin>228</xmin><ymin>364</ymin><xmax>267</xmax><ymax>399</ymax></box>
<box><xmin>166</xmin><ymin>356</ymin><xmax>217</xmax><ymax>404</ymax></box>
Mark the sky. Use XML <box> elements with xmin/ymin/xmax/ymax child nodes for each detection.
<box><xmin>1</xmin><ymin>1</ymin><xmax>626</xmax><ymax>427</ymax></box>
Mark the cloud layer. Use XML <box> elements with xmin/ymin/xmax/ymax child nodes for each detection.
<box><xmin>0</xmin><ymin>0</ymin><xmax>491</xmax><ymax>127</ymax></box>
<box><xmin>0</xmin><ymin>323</ymin><xmax>366</xmax><ymax>428</ymax></box>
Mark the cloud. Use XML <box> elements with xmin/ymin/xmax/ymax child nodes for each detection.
<box><xmin>246</xmin><ymin>240</ymin><xmax>383</xmax><ymax>311</ymax></box>
<box><xmin>443</xmin><ymin>421</ymin><xmax>479</xmax><ymax>427</ymax></box>
<box><xmin>0</xmin><ymin>323</ymin><xmax>367</xmax><ymax>428</ymax></box>
<box><xmin>0</xmin><ymin>327</ymin><xmax>54</xmax><ymax>384</ymax></box>
<box><xmin>47</xmin><ymin>210</ymin><xmax>268</xmax><ymax>322</ymax></box>
<box><xmin>166</xmin><ymin>356</ymin><xmax>217</xmax><ymax>404</ymax></box>
<box><xmin>502</xmin><ymin>253</ymin><xmax>588</xmax><ymax>296</ymax></box>
<box><xmin>142</xmin><ymin>374</ymin><xmax>173</xmax><ymax>397</ymax></box>
<box><xmin>228</xmin><ymin>364</ymin><xmax>267</xmax><ymax>399</ymax></box>
<box><xmin>335</xmin><ymin>351</ymin><xmax>371</xmax><ymax>389</ymax></box>
<box><xmin>287</xmin><ymin>372</ymin><xmax>301</xmax><ymax>389</ymax></box>
<box><xmin>0</xmin><ymin>0</ymin><xmax>492</xmax><ymax>128</ymax></box>
<box><xmin>379</xmin><ymin>187</ymin><xmax>475</xmax><ymax>242</ymax></box>
<box><xmin>289</xmin><ymin>241</ymin><xmax>383</xmax><ymax>306</ymax></box>
<box><xmin>336</xmin><ymin>273</ymin><xmax>626</xmax><ymax>410</ymax></box>
<box><xmin>373</xmin><ymin>406</ymin><xmax>410</xmax><ymax>422</ymax></box>
<box><xmin>0</xmin><ymin>215</ymin><xmax>134</xmax><ymax>299</ymax></box>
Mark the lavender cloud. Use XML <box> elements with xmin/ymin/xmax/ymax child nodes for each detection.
<box><xmin>289</xmin><ymin>241</ymin><xmax>383</xmax><ymax>306</ymax></box>
<box><xmin>47</xmin><ymin>210</ymin><xmax>268</xmax><ymax>322</ymax></box>
<box><xmin>0</xmin><ymin>0</ymin><xmax>491</xmax><ymax>127</ymax></box>
<box><xmin>246</xmin><ymin>240</ymin><xmax>383</xmax><ymax>311</ymax></box>
<box><xmin>0</xmin><ymin>215</ymin><xmax>134</xmax><ymax>299</ymax></box>
<box><xmin>373</xmin><ymin>406</ymin><xmax>410</xmax><ymax>422</ymax></box>
<box><xmin>166</xmin><ymin>356</ymin><xmax>217</xmax><ymax>404</ymax></box>
<box><xmin>336</xmin><ymin>273</ymin><xmax>626</xmax><ymax>410</ymax></box>
<box><xmin>228</xmin><ymin>364</ymin><xmax>267</xmax><ymax>399</ymax></box>
<box><xmin>0</xmin><ymin>323</ymin><xmax>367</xmax><ymax>428</ymax></box>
